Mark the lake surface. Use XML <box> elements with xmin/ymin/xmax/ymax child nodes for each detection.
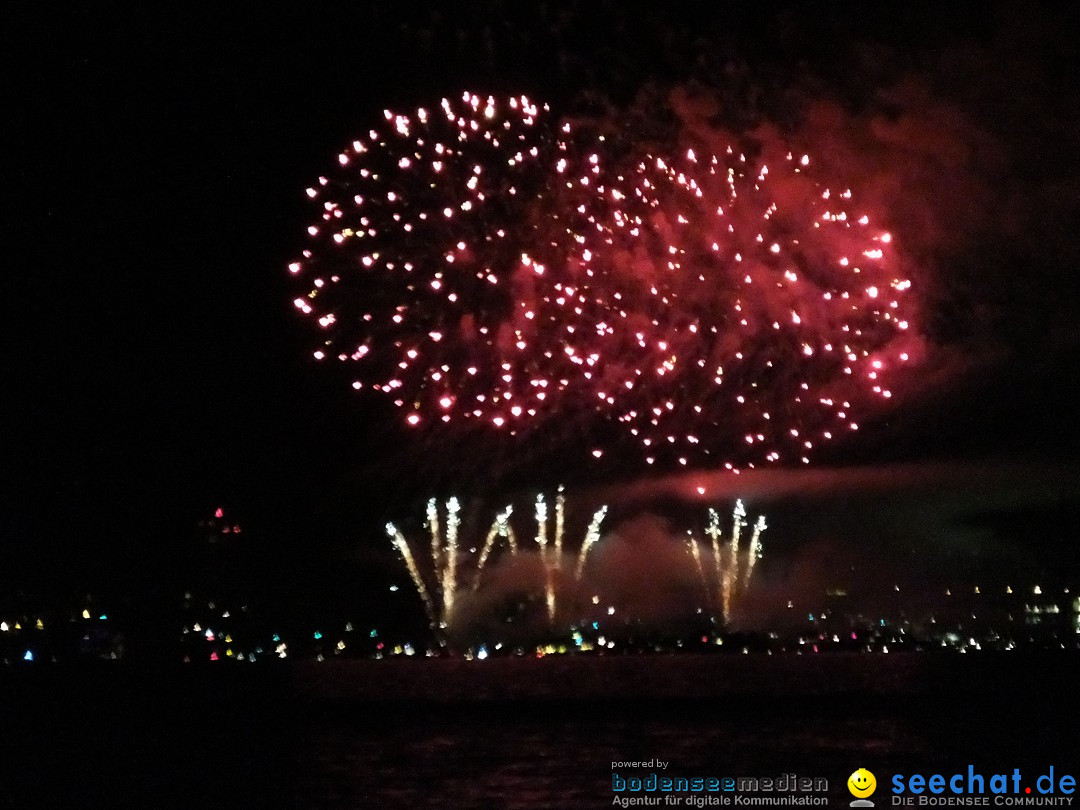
<box><xmin>0</xmin><ymin>654</ymin><xmax>1076</xmax><ymax>808</ymax></box>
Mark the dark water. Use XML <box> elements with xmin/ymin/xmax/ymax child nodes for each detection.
<box><xmin>0</xmin><ymin>654</ymin><xmax>1076</xmax><ymax>808</ymax></box>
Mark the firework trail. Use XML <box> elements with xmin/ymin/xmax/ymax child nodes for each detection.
<box><xmin>386</xmin><ymin>497</ymin><xmax>460</xmax><ymax>630</ymax></box>
<box><xmin>573</xmin><ymin>505</ymin><xmax>611</xmax><ymax>580</ymax></box>
<box><xmin>427</xmin><ymin>498</ymin><xmax>442</xmax><ymax>592</ymax></box>
<box><xmin>534</xmin><ymin>493</ymin><xmax>556</xmax><ymax>622</ymax></box>
<box><xmin>388</xmin><ymin>489</ymin><xmax>608</xmax><ymax>632</ymax></box>
<box><xmin>706</xmin><ymin>507</ymin><xmax>724</xmax><ymax>610</ymax></box>
<box><xmin>291</xmin><ymin>93</ymin><xmax>916</xmax><ymax>470</ymax></box>
<box><xmin>554</xmin><ymin>485</ymin><xmax>566</xmax><ymax>569</ymax></box>
<box><xmin>694</xmin><ymin>500</ymin><xmax>767</xmax><ymax>623</ymax></box>
<box><xmin>386</xmin><ymin>522</ymin><xmax>436</xmax><ymax>627</ymax></box>
<box><xmin>442</xmin><ymin>497</ymin><xmax>460</xmax><ymax>623</ymax></box>
<box><xmin>473</xmin><ymin>505</ymin><xmax>516</xmax><ymax>590</ymax></box>
<box><xmin>725</xmin><ymin>500</ymin><xmax>747</xmax><ymax>619</ymax></box>
<box><xmin>742</xmin><ymin>514</ymin><xmax>767</xmax><ymax>591</ymax></box>
<box><xmin>686</xmin><ymin>532</ymin><xmax>707</xmax><ymax>591</ymax></box>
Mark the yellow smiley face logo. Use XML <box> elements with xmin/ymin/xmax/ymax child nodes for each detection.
<box><xmin>848</xmin><ymin>768</ymin><xmax>877</xmax><ymax>798</ymax></box>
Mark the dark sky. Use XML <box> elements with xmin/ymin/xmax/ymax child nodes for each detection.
<box><xmin>4</xmin><ymin>2</ymin><xmax>1080</xmax><ymax>602</ymax></box>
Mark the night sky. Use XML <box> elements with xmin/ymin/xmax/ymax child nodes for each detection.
<box><xmin>4</xmin><ymin>3</ymin><xmax>1080</xmax><ymax>612</ymax></box>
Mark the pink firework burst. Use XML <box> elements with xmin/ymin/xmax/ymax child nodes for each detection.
<box><xmin>290</xmin><ymin>93</ymin><xmax>917</xmax><ymax>470</ymax></box>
